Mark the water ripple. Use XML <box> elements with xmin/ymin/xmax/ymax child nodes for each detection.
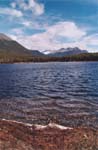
<box><xmin>0</xmin><ymin>62</ymin><xmax>98</xmax><ymax>127</ymax></box>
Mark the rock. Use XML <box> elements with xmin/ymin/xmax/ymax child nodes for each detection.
<box><xmin>0</xmin><ymin>119</ymin><xmax>98</xmax><ymax>150</ymax></box>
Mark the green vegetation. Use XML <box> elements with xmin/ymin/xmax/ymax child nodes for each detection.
<box><xmin>0</xmin><ymin>52</ymin><xmax>98</xmax><ymax>63</ymax></box>
<box><xmin>64</xmin><ymin>53</ymin><xmax>98</xmax><ymax>61</ymax></box>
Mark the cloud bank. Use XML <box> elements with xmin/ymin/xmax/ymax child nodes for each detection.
<box><xmin>10</xmin><ymin>20</ymin><xmax>98</xmax><ymax>53</ymax></box>
<box><xmin>0</xmin><ymin>7</ymin><xmax>23</xmax><ymax>17</ymax></box>
<box><xmin>0</xmin><ymin>0</ymin><xmax>98</xmax><ymax>53</ymax></box>
<box><xmin>11</xmin><ymin>0</ymin><xmax>44</xmax><ymax>16</ymax></box>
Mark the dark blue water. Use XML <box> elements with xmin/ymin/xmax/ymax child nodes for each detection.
<box><xmin>0</xmin><ymin>62</ymin><xmax>98</xmax><ymax>127</ymax></box>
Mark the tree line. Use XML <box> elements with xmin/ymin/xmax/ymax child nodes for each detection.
<box><xmin>0</xmin><ymin>52</ymin><xmax>98</xmax><ymax>63</ymax></box>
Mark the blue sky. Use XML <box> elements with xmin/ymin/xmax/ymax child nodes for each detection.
<box><xmin>0</xmin><ymin>0</ymin><xmax>98</xmax><ymax>52</ymax></box>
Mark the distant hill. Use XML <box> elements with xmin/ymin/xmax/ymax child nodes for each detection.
<box><xmin>0</xmin><ymin>33</ymin><xmax>12</xmax><ymax>41</ymax></box>
<box><xmin>48</xmin><ymin>47</ymin><xmax>88</xmax><ymax>57</ymax></box>
<box><xmin>30</xmin><ymin>50</ymin><xmax>45</xmax><ymax>57</ymax></box>
<box><xmin>0</xmin><ymin>33</ymin><xmax>98</xmax><ymax>63</ymax></box>
<box><xmin>0</xmin><ymin>33</ymin><xmax>44</xmax><ymax>59</ymax></box>
<box><xmin>0</xmin><ymin>34</ymin><xmax>88</xmax><ymax>59</ymax></box>
<box><xmin>0</xmin><ymin>33</ymin><xmax>32</xmax><ymax>57</ymax></box>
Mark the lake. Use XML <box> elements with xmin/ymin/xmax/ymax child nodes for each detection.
<box><xmin>0</xmin><ymin>62</ymin><xmax>98</xmax><ymax>127</ymax></box>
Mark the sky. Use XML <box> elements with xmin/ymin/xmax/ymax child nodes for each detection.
<box><xmin>0</xmin><ymin>0</ymin><xmax>98</xmax><ymax>53</ymax></box>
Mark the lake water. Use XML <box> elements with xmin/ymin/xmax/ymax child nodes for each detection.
<box><xmin>0</xmin><ymin>62</ymin><xmax>98</xmax><ymax>127</ymax></box>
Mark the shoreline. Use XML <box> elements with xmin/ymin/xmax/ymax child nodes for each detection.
<box><xmin>1</xmin><ymin>118</ymin><xmax>73</xmax><ymax>130</ymax></box>
<box><xmin>0</xmin><ymin>60</ymin><xmax>98</xmax><ymax>64</ymax></box>
<box><xmin>0</xmin><ymin>119</ymin><xmax>98</xmax><ymax>150</ymax></box>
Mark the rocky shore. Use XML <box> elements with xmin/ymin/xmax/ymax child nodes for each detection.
<box><xmin>0</xmin><ymin>119</ymin><xmax>98</xmax><ymax>150</ymax></box>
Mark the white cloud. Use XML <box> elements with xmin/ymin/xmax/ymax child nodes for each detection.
<box><xmin>28</xmin><ymin>0</ymin><xmax>44</xmax><ymax>15</ymax></box>
<box><xmin>11</xmin><ymin>28</ymin><xmax>24</xmax><ymax>35</ymax></box>
<box><xmin>22</xmin><ymin>21</ymin><xmax>32</xmax><ymax>27</ymax></box>
<box><xmin>46</xmin><ymin>21</ymin><xmax>86</xmax><ymax>40</ymax></box>
<box><xmin>83</xmin><ymin>34</ymin><xmax>98</xmax><ymax>45</ymax></box>
<box><xmin>0</xmin><ymin>7</ymin><xmax>23</xmax><ymax>17</ymax></box>
<box><xmin>10</xmin><ymin>21</ymin><xmax>88</xmax><ymax>52</ymax></box>
<box><xmin>21</xmin><ymin>19</ymin><xmax>49</xmax><ymax>30</ymax></box>
<box><xmin>21</xmin><ymin>20</ymin><xmax>42</xmax><ymax>29</ymax></box>
<box><xmin>2</xmin><ymin>1</ymin><xmax>98</xmax><ymax>53</ymax></box>
<box><xmin>9</xmin><ymin>21</ymin><xmax>98</xmax><ymax>53</ymax></box>
<box><xmin>26</xmin><ymin>21</ymin><xmax>86</xmax><ymax>51</ymax></box>
<box><xmin>12</xmin><ymin>0</ymin><xmax>44</xmax><ymax>16</ymax></box>
<box><xmin>10</xmin><ymin>2</ymin><xmax>17</xmax><ymax>9</ymax></box>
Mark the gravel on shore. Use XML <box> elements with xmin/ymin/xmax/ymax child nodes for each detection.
<box><xmin>0</xmin><ymin>119</ymin><xmax>98</xmax><ymax>150</ymax></box>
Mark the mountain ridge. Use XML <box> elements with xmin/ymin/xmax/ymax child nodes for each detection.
<box><xmin>0</xmin><ymin>33</ymin><xmax>88</xmax><ymax>57</ymax></box>
<box><xmin>0</xmin><ymin>33</ymin><xmax>45</xmax><ymax>57</ymax></box>
<box><xmin>0</xmin><ymin>33</ymin><xmax>12</xmax><ymax>41</ymax></box>
<box><xmin>48</xmin><ymin>47</ymin><xmax>88</xmax><ymax>57</ymax></box>
<box><xmin>0</xmin><ymin>33</ymin><xmax>96</xmax><ymax>63</ymax></box>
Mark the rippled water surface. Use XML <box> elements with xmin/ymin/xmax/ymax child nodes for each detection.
<box><xmin>0</xmin><ymin>62</ymin><xmax>98</xmax><ymax>127</ymax></box>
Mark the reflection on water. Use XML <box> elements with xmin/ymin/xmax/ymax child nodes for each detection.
<box><xmin>0</xmin><ymin>62</ymin><xmax>98</xmax><ymax>127</ymax></box>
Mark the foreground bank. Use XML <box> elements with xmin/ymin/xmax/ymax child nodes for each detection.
<box><xmin>0</xmin><ymin>119</ymin><xmax>98</xmax><ymax>150</ymax></box>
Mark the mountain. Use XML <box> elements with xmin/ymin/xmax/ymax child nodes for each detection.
<box><xmin>0</xmin><ymin>33</ymin><xmax>32</xmax><ymax>56</ymax></box>
<box><xmin>48</xmin><ymin>47</ymin><xmax>88</xmax><ymax>57</ymax></box>
<box><xmin>30</xmin><ymin>50</ymin><xmax>45</xmax><ymax>57</ymax></box>
<box><xmin>0</xmin><ymin>33</ymin><xmax>45</xmax><ymax>58</ymax></box>
<box><xmin>0</xmin><ymin>33</ymin><xmax>12</xmax><ymax>41</ymax></box>
<box><xmin>1</xmin><ymin>33</ymin><xmax>96</xmax><ymax>63</ymax></box>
